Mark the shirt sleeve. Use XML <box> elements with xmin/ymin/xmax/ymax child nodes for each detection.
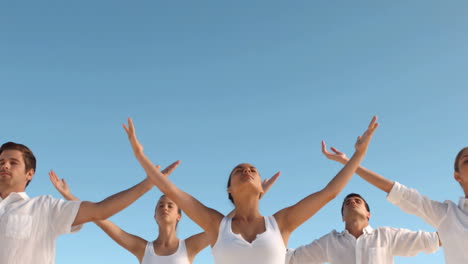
<box><xmin>286</xmin><ymin>238</ymin><xmax>327</xmax><ymax>264</ymax></box>
<box><xmin>387</xmin><ymin>182</ymin><xmax>448</xmax><ymax>228</ymax></box>
<box><xmin>387</xmin><ymin>227</ymin><xmax>439</xmax><ymax>256</ymax></box>
<box><xmin>45</xmin><ymin>196</ymin><xmax>82</xmax><ymax>235</ymax></box>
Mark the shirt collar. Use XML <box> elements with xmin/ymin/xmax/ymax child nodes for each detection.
<box><xmin>458</xmin><ymin>197</ymin><xmax>468</xmax><ymax>211</ymax></box>
<box><xmin>0</xmin><ymin>192</ymin><xmax>29</xmax><ymax>202</ymax></box>
<box><xmin>342</xmin><ymin>225</ymin><xmax>373</xmax><ymax>236</ymax></box>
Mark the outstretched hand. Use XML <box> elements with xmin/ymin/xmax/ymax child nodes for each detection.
<box><xmin>49</xmin><ymin>170</ymin><xmax>77</xmax><ymax>201</ymax></box>
<box><xmin>155</xmin><ymin>161</ymin><xmax>181</xmax><ymax>178</ymax></box>
<box><xmin>123</xmin><ymin>118</ymin><xmax>144</xmax><ymax>155</ymax></box>
<box><xmin>354</xmin><ymin>116</ymin><xmax>379</xmax><ymax>154</ymax></box>
<box><xmin>321</xmin><ymin>141</ymin><xmax>349</xmax><ymax>164</ymax></box>
<box><xmin>261</xmin><ymin>172</ymin><xmax>280</xmax><ymax>198</ymax></box>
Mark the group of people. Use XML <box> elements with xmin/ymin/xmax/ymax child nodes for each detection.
<box><xmin>1</xmin><ymin>116</ymin><xmax>467</xmax><ymax>264</ymax></box>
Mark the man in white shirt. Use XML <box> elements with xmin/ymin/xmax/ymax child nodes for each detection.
<box><xmin>286</xmin><ymin>193</ymin><xmax>439</xmax><ymax>264</ymax></box>
<box><xmin>321</xmin><ymin>143</ymin><xmax>468</xmax><ymax>264</ymax></box>
<box><xmin>0</xmin><ymin>141</ymin><xmax>179</xmax><ymax>264</ymax></box>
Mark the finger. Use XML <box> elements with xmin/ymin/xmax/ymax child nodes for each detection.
<box><xmin>368</xmin><ymin>116</ymin><xmax>377</xmax><ymax>129</ymax></box>
<box><xmin>321</xmin><ymin>141</ymin><xmax>330</xmax><ymax>155</ymax></box>
<box><xmin>122</xmin><ymin>123</ymin><xmax>129</xmax><ymax>134</ymax></box>
<box><xmin>330</xmin><ymin>147</ymin><xmax>342</xmax><ymax>154</ymax></box>
<box><xmin>269</xmin><ymin>172</ymin><xmax>280</xmax><ymax>185</ymax></box>
<box><xmin>49</xmin><ymin>170</ymin><xmax>58</xmax><ymax>182</ymax></box>
<box><xmin>128</xmin><ymin>118</ymin><xmax>135</xmax><ymax>133</ymax></box>
<box><xmin>161</xmin><ymin>160</ymin><xmax>181</xmax><ymax>175</ymax></box>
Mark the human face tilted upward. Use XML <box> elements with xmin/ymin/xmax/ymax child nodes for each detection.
<box><xmin>0</xmin><ymin>149</ymin><xmax>33</xmax><ymax>195</ymax></box>
<box><xmin>228</xmin><ymin>163</ymin><xmax>263</xmax><ymax>201</ymax></box>
<box><xmin>154</xmin><ymin>196</ymin><xmax>181</xmax><ymax>227</ymax></box>
<box><xmin>342</xmin><ymin>196</ymin><xmax>370</xmax><ymax>222</ymax></box>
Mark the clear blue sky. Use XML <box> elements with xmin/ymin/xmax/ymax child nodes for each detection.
<box><xmin>1</xmin><ymin>1</ymin><xmax>467</xmax><ymax>263</ymax></box>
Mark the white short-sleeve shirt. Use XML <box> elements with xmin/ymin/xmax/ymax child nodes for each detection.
<box><xmin>0</xmin><ymin>192</ymin><xmax>82</xmax><ymax>264</ymax></box>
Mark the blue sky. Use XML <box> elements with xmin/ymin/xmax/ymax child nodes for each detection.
<box><xmin>1</xmin><ymin>1</ymin><xmax>467</xmax><ymax>263</ymax></box>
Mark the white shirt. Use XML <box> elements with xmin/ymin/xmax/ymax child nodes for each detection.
<box><xmin>388</xmin><ymin>181</ymin><xmax>468</xmax><ymax>264</ymax></box>
<box><xmin>0</xmin><ymin>192</ymin><xmax>82</xmax><ymax>264</ymax></box>
<box><xmin>211</xmin><ymin>216</ymin><xmax>286</xmax><ymax>264</ymax></box>
<box><xmin>286</xmin><ymin>225</ymin><xmax>439</xmax><ymax>264</ymax></box>
<box><xmin>141</xmin><ymin>240</ymin><xmax>190</xmax><ymax>264</ymax></box>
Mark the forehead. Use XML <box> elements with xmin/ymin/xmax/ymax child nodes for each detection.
<box><xmin>0</xmin><ymin>150</ymin><xmax>24</xmax><ymax>161</ymax></box>
<box><xmin>158</xmin><ymin>196</ymin><xmax>176</xmax><ymax>204</ymax></box>
<box><xmin>233</xmin><ymin>163</ymin><xmax>256</xmax><ymax>170</ymax></box>
<box><xmin>345</xmin><ymin>196</ymin><xmax>365</xmax><ymax>203</ymax></box>
<box><xmin>460</xmin><ymin>149</ymin><xmax>468</xmax><ymax>160</ymax></box>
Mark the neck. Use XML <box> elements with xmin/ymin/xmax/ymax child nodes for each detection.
<box><xmin>462</xmin><ymin>185</ymin><xmax>468</xmax><ymax>199</ymax></box>
<box><xmin>156</xmin><ymin>223</ymin><xmax>178</xmax><ymax>245</ymax></box>
<box><xmin>233</xmin><ymin>193</ymin><xmax>261</xmax><ymax>220</ymax></box>
<box><xmin>0</xmin><ymin>186</ymin><xmax>23</xmax><ymax>199</ymax></box>
<box><xmin>344</xmin><ymin>218</ymin><xmax>368</xmax><ymax>238</ymax></box>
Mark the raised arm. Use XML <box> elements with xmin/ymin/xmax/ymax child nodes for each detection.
<box><xmin>274</xmin><ymin>116</ymin><xmax>379</xmax><ymax>241</ymax></box>
<box><xmin>321</xmin><ymin>142</ymin><xmax>393</xmax><ymax>193</ymax></box>
<box><xmin>123</xmin><ymin>118</ymin><xmax>223</xmax><ymax>243</ymax></box>
<box><xmin>49</xmin><ymin>171</ymin><xmax>148</xmax><ymax>262</ymax></box>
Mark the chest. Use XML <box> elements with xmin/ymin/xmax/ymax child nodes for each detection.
<box><xmin>231</xmin><ymin>218</ymin><xmax>266</xmax><ymax>243</ymax></box>
<box><xmin>153</xmin><ymin>241</ymin><xmax>180</xmax><ymax>256</ymax></box>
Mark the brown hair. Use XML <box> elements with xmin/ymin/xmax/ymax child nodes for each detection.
<box><xmin>454</xmin><ymin>147</ymin><xmax>468</xmax><ymax>172</ymax></box>
<box><xmin>0</xmin><ymin>142</ymin><xmax>36</xmax><ymax>187</ymax></box>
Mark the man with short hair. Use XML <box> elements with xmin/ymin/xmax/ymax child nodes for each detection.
<box><xmin>0</xmin><ymin>141</ymin><xmax>178</xmax><ymax>264</ymax></box>
<box><xmin>286</xmin><ymin>192</ymin><xmax>439</xmax><ymax>264</ymax></box>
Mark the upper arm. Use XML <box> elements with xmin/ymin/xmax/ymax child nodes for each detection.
<box><xmin>73</xmin><ymin>201</ymin><xmax>100</xmax><ymax>226</ymax></box>
<box><xmin>287</xmin><ymin>239</ymin><xmax>327</xmax><ymax>264</ymax></box>
<box><xmin>185</xmin><ymin>232</ymin><xmax>211</xmax><ymax>261</ymax></box>
<box><xmin>94</xmin><ymin>220</ymin><xmax>147</xmax><ymax>261</ymax></box>
<box><xmin>164</xmin><ymin>187</ymin><xmax>224</xmax><ymax>239</ymax></box>
<box><xmin>390</xmin><ymin>228</ymin><xmax>440</xmax><ymax>256</ymax></box>
<box><xmin>275</xmin><ymin>189</ymin><xmax>334</xmax><ymax>237</ymax></box>
<box><xmin>387</xmin><ymin>183</ymin><xmax>448</xmax><ymax>228</ymax></box>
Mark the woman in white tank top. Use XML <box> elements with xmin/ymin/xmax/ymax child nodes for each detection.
<box><xmin>50</xmin><ymin>168</ymin><xmax>210</xmax><ymax>264</ymax></box>
<box><xmin>123</xmin><ymin>116</ymin><xmax>379</xmax><ymax>264</ymax></box>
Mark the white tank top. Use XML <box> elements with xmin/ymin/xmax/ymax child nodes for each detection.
<box><xmin>211</xmin><ymin>216</ymin><xmax>286</xmax><ymax>264</ymax></box>
<box><xmin>141</xmin><ymin>239</ymin><xmax>190</xmax><ymax>264</ymax></box>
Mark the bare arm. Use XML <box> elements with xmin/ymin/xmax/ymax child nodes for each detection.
<box><xmin>49</xmin><ymin>171</ymin><xmax>148</xmax><ymax>261</ymax></box>
<box><xmin>185</xmin><ymin>232</ymin><xmax>211</xmax><ymax>262</ymax></box>
<box><xmin>123</xmin><ymin>118</ymin><xmax>223</xmax><ymax>243</ymax></box>
<box><xmin>274</xmin><ymin>116</ymin><xmax>379</xmax><ymax>241</ymax></box>
<box><xmin>94</xmin><ymin>220</ymin><xmax>147</xmax><ymax>262</ymax></box>
<box><xmin>321</xmin><ymin>143</ymin><xmax>394</xmax><ymax>193</ymax></box>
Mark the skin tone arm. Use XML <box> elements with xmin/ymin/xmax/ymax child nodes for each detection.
<box><xmin>49</xmin><ymin>164</ymin><xmax>178</xmax><ymax>263</ymax></box>
<box><xmin>51</xmin><ymin>162</ymin><xmax>280</xmax><ymax>262</ymax></box>
<box><xmin>123</xmin><ymin>118</ymin><xmax>227</xmax><ymax>244</ymax></box>
<box><xmin>321</xmin><ymin>141</ymin><xmax>393</xmax><ymax>193</ymax></box>
<box><xmin>274</xmin><ymin>116</ymin><xmax>379</xmax><ymax>242</ymax></box>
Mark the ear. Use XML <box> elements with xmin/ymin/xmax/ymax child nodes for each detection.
<box><xmin>366</xmin><ymin>212</ymin><xmax>371</xmax><ymax>221</ymax></box>
<box><xmin>454</xmin><ymin>172</ymin><xmax>462</xmax><ymax>183</ymax></box>
<box><xmin>26</xmin><ymin>169</ymin><xmax>34</xmax><ymax>181</ymax></box>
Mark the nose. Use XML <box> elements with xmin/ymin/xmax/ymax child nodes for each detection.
<box><xmin>0</xmin><ymin>162</ymin><xmax>9</xmax><ymax>171</ymax></box>
<box><xmin>242</xmin><ymin>168</ymin><xmax>251</xmax><ymax>174</ymax></box>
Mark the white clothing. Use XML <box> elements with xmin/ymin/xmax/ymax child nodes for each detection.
<box><xmin>286</xmin><ymin>225</ymin><xmax>439</xmax><ymax>264</ymax></box>
<box><xmin>388</xmin><ymin>181</ymin><xmax>468</xmax><ymax>264</ymax></box>
<box><xmin>141</xmin><ymin>239</ymin><xmax>190</xmax><ymax>264</ymax></box>
<box><xmin>0</xmin><ymin>192</ymin><xmax>82</xmax><ymax>264</ymax></box>
<box><xmin>211</xmin><ymin>215</ymin><xmax>286</xmax><ymax>264</ymax></box>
